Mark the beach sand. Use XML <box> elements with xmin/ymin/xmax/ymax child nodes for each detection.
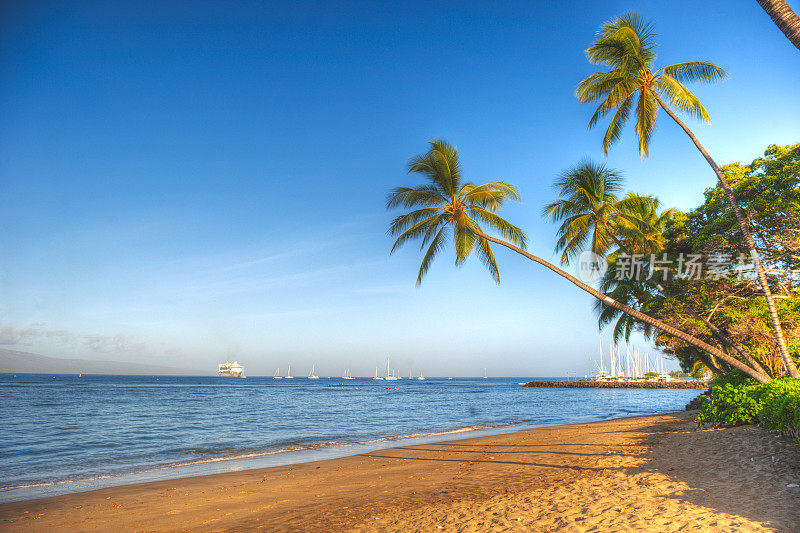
<box><xmin>1</xmin><ymin>411</ymin><xmax>798</xmax><ymax>531</ymax></box>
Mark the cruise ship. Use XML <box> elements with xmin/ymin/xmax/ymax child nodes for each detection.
<box><xmin>218</xmin><ymin>361</ymin><xmax>245</xmax><ymax>377</ymax></box>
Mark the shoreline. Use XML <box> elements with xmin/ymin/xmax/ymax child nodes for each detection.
<box><xmin>0</xmin><ymin>422</ymin><xmax>527</xmax><ymax>504</ymax></box>
<box><xmin>0</xmin><ymin>409</ymin><xmax>680</xmax><ymax>504</ymax></box>
<box><xmin>2</xmin><ymin>411</ymin><xmax>798</xmax><ymax>531</ymax></box>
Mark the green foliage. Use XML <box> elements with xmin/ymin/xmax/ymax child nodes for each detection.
<box><xmin>759</xmin><ymin>379</ymin><xmax>800</xmax><ymax>443</ymax></box>
<box><xmin>387</xmin><ymin>140</ymin><xmax>527</xmax><ymax>286</ymax></box>
<box><xmin>542</xmin><ymin>161</ymin><xmax>623</xmax><ymax>264</ymax></box>
<box><xmin>696</xmin><ymin>378</ymin><xmax>762</xmax><ymax>426</ymax></box>
<box><xmin>697</xmin><ymin>374</ymin><xmax>800</xmax><ymax>444</ymax></box>
<box><xmin>593</xmin><ymin>143</ymin><xmax>800</xmax><ymax>379</ymax></box>
<box><xmin>577</xmin><ymin>13</ymin><xmax>727</xmax><ymax>156</ymax></box>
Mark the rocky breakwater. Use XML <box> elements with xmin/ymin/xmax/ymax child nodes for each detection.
<box><xmin>524</xmin><ymin>380</ymin><xmax>710</xmax><ymax>389</ymax></box>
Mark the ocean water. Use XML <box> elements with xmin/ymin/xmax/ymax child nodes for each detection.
<box><xmin>0</xmin><ymin>373</ymin><xmax>701</xmax><ymax>502</ymax></box>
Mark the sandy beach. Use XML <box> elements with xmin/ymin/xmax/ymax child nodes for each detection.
<box><xmin>1</xmin><ymin>411</ymin><xmax>798</xmax><ymax>532</ymax></box>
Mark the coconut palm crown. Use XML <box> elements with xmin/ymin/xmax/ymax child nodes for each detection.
<box><xmin>387</xmin><ymin>139</ymin><xmax>527</xmax><ymax>285</ymax></box>
<box><xmin>543</xmin><ymin>161</ymin><xmax>666</xmax><ymax>265</ymax></box>
<box><xmin>543</xmin><ymin>161</ymin><xmax>625</xmax><ymax>264</ymax></box>
<box><xmin>577</xmin><ymin>13</ymin><xmax>727</xmax><ymax>156</ymax></box>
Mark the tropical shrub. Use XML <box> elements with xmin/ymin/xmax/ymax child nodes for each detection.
<box><xmin>759</xmin><ymin>379</ymin><xmax>800</xmax><ymax>443</ymax></box>
<box><xmin>696</xmin><ymin>374</ymin><xmax>764</xmax><ymax>426</ymax></box>
<box><xmin>697</xmin><ymin>373</ymin><xmax>800</xmax><ymax>443</ymax></box>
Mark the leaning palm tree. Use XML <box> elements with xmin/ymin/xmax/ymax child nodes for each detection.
<box><xmin>388</xmin><ymin>140</ymin><xmax>772</xmax><ymax>383</ymax></box>
<box><xmin>577</xmin><ymin>14</ymin><xmax>798</xmax><ymax>377</ymax></box>
<box><xmin>757</xmin><ymin>0</ymin><xmax>800</xmax><ymax>50</ymax></box>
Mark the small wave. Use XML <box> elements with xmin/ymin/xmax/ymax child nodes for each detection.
<box><xmin>0</xmin><ymin>423</ymin><xmax>519</xmax><ymax>492</ymax></box>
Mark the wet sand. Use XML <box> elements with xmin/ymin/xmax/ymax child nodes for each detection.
<box><xmin>1</xmin><ymin>411</ymin><xmax>798</xmax><ymax>531</ymax></box>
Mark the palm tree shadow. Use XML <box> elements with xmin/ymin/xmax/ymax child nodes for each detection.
<box><xmin>359</xmin><ymin>414</ymin><xmax>799</xmax><ymax>530</ymax></box>
<box><xmin>619</xmin><ymin>417</ymin><xmax>800</xmax><ymax>530</ymax></box>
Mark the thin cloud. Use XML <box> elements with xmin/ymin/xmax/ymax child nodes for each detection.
<box><xmin>0</xmin><ymin>324</ymin><xmax>147</xmax><ymax>354</ymax></box>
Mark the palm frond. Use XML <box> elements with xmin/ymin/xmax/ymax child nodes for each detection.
<box><xmin>469</xmin><ymin>206</ymin><xmax>528</xmax><ymax>248</ymax></box>
<box><xmin>662</xmin><ymin>61</ymin><xmax>727</xmax><ymax>83</ymax></box>
<box><xmin>388</xmin><ymin>207</ymin><xmax>441</xmax><ymax>236</ymax></box>
<box><xmin>386</xmin><ymin>186</ymin><xmax>446</xmax><ymax>209</ymax></box>
<box><xmin>473</xmin><ymin>226</ymin><xmax>501</xmax><ymax>283</ymax></box>
<box><xmin>553</xmin><ymin>213</ymin><xmax>592</xmax><ymax>264</ymax></box>
<box><xmin>590</xmin><ymin>223</ymin><xmax>614</xmax><ymax>257</ymax></box>
<box><xmin>655</xmin><ymin>75</ymin><xmax>710</xmax><ymax>123</ymax></box>
<box><xmin>453</xmin><ymin>211</ymin><xmax>477</xmax><ymax>265</ymax></box>
<box><xmin>587</xmin><ymin>13</ymin><xmax>656</xmax><ymax>68</ymax></box>
<box><xmin>634</xmin><ymin>89</ymin><xmax>658</xmax><ymax>157</ymax></box>
<box><xmin>461</xmin><ymin>181</ymin><xmax>520</xmax><ymax>211</ymax></box>
<box><xmin>543</xmin><ymin>198</ymin><xmax>582</xmax><ymax>221</ymax></box>
<box><xmin>389</xmin><ymin>214</ymin><xmax>445</xmax><ymax>254</ymax></box>
<box><xmin>586</xmin><ymin>79</ymin><xmax>637</xmax><ymax>130</ymax></box>
<box><xmin>416</xmin><ymin>225</ymin><xmax>447</xmax><ymax>286</ymax></box>
<box><xmin>406</xmin><ymin>139</ymin><xmax>461</xmax><ymax>198</ymax></box>
<box><xmin>576</xmin><ymin>73</ymin><xmax>629</xmax><ymax>104</ymax></box>
<box><xmin>601</xmin><ymin>93</ymin><xmax>634</xmax><ymax>154</ymax></box>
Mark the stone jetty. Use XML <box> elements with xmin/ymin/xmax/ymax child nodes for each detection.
<box><xmin>523</xmin><ymin>380</ymin><xmax>709</xmax><ymax>389</ymax></box>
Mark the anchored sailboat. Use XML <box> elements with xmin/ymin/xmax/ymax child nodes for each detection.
<box><xmin>273</xmin><ymin>367</ymin><xmax>282</xmax><ymax>379</ymax></box>
<box><xmin>384</xmin><ymin>358</ymin><xmax>398</xmax><ymax>380</ymax></box>
<box><xmin>308</xmin><ymin>364</ymin><xmax>319</xmax><ymax>379</ymax></box>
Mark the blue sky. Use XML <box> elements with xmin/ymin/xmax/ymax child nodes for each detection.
<box><xmin>1</xmin><ymin>1</ymin><xmax>798</xmax><ymax>376</ymax></box>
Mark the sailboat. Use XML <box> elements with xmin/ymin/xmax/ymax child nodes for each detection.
<box><xmin>341</xmin><ymin>369</ymin><xmax>353</xmax><ymax>379</ymax></box>
<box><xmin>308</xmin><ymin>364</ymin><xmax>319</xmax><ymax>379</ymax></box>
<box><xmin>483</xmin><ymin>368</ymin><xmax>488</xmax><ymax>379</ymax></box>
<box><xmin>273</xmin><ymin>367</ymin><xmax>283</xmax><ymax>379</ymax></box>
<box><xmin>285</xmin><ymin>365</ymin><xmax>294</xmax><ymax>379</ymax></box>
<box><xmin>373</xmin><ymin>367</ymin><xmax>384</xmax><ymax>380</ymax></box>
<box><xmin>416</xmin><ymin>372</ymin><xmax>425</xmax><ymax>380</ymax></box>
<box><xmin>384</xmin><ymin>358</ymin><xmax>398</xmax><ymax>380</ymax></box>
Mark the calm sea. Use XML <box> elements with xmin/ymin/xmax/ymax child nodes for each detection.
<box><xmin>0</xmin><ymin>373</ymin><xmax>701</xmax><ymax>502</ymax></box>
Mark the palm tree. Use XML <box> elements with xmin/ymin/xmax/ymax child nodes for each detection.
<box><xmin>543</xmin><ymin>163</ymin><xmax>673</xmax><ymax>293</ymax></box>
<box><xmin>542</xmin><ymin>162</ymin><xmax>671</xmax><ymax>264</ymax></box>
<box><xmin>542</xmin><ymin>161</ymin><xmax>625</xmax><ymax>264</ymax></box>
<box><xmin>386</xmin><ymin>139</ymin><xmax>527</xmax><ymax>286</ymax></box>
<box><xmin>757</xmin><ymin>0</ymin><xmax>800</xmax><ymax>50</ymax></box>
<box><xmin>388</xmin><ymin>141</ymin><xmax>772</xmax><ymax>383</ymax></box>
<box><xmin>577</xmin><ymin>14</ymin><xmax>798</xmax><ymax>377</ymax></box>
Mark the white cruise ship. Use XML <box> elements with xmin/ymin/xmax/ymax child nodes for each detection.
<box><xmin>218</xmin><ymin>361</ymin><xmax>244</xmax><ymax>377</ymax></box>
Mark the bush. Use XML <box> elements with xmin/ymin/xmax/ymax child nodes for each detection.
<box><xmin>759</xmin><ymin>379</ymin><xmax>800</xmax><ymax>443</ymax></box>
<box><xmin>696</xmin><ymin>374</ymin><xmax>800</xmax><ymax>444</ymax></box>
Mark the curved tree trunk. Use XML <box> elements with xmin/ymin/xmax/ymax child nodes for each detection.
<box><xmin>654</xmin><ymin>94</ymin><xmax>799</xmax><ymax>378</ymax></box>
<box><xmin>757</xmin><ymin>0</ymin><xmax>800</xmax><ymax>50</ymax></box>
<box><xmin>607</xmin><ymin>233</ymin><xmax>770</xmax><ymax>377</ymax></box>
<box><xmin>475</xmin><ymin>231</ymin><xmax>773</xmax><ymax>383</ymax></box>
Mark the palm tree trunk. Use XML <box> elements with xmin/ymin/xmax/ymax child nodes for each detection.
<box><xmin>608</xmin><ymin>234</ymin><xmax>770</xmax><ymax>376</ymax></box>
<box><xmin>475</xmin><ymin>230</ymin><xmax>773</xmax><ymax>383</ymax></box>
<box><xmin>654</xmin><ymin>94</ymin><xmax>799</xmax><ymax>378</ymax></box>
<box><xmin>757</xmin><ymin>0</ymin><xmax>800</xmax><ymax>50</ymax></box>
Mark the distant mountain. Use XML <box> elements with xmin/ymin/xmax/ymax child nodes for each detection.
<box><xmin>0</xmin><ymin>348</ymin><xmax>199</xmax><ymax>375</ymax></box>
